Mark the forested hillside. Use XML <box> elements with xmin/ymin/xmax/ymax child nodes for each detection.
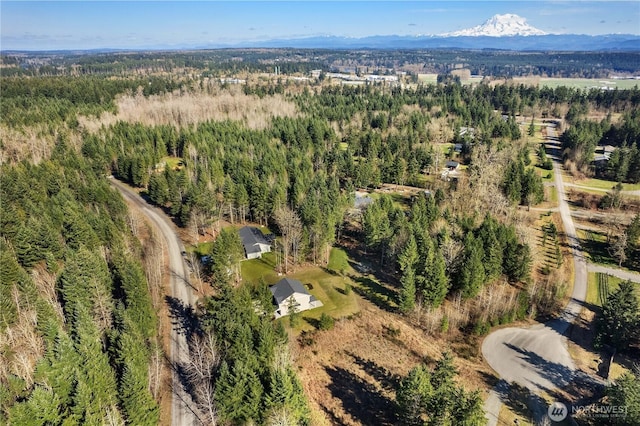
<box><xmin>2</xmin><ymin>52</ymin><xmax>639</xmax><ymax>424</ymax></box>
<box><xmin>0</xmin><ymin>147</ymin><xmax>160</xmax><ymax>424</ymax></box>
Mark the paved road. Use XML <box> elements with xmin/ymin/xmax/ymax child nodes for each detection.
<box><xmin>482</xmin><ymin>125</ymin><xmax>590</xmax><ymax>424</ymax></box>
<box><xmin>587</xmin><ymin>264</ymin><xmax>640</xmax><ymax>283</ymax></box>
<box><xmin>111</xmin><ymin>179</ymin><xmax>199</xmax><ymax>426</ymax></box>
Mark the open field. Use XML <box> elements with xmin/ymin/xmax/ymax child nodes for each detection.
<box><xmin>513</xmin><ymin>77</ymin><xmax>640</xmax><ymax>90</ymax></box>
<box><xmin>570</xmin><ymin>177</ymin><xmax>640</xmax><ymax>192</ymax></box>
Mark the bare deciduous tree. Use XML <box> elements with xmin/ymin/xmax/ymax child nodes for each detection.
<box><xmin>610</xmin><ymin>232</ymin><xmax>628</xmax><ymax>267</ymax></box>
<box><xmin>186</xmin><ymin>332</ymin><xmax>220</xmax><ymax>426</ymax></box>
<box><xmin>274</xmin><ymin>206</ymin><xmax>303</xmax><ymax>273</ymax></box>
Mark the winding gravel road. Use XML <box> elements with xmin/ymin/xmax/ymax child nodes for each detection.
<box><xmin>111</xmin><ymin>179</ymin><xmax>199</xmax><ymax>426</ymax></box>
<box><xmin>482</xmin><ymin>125</ymin><xmax>591</xmax><ymax>424</ymax></box>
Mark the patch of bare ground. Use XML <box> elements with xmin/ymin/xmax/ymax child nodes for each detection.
<box><xmin>78</xmin><ymin>86</ymin><xmax>297</xmax><ymax>132</ymax></box>
<box><xmin>293</xmin><ymin>299</ymin><xmax>497</xmax><ymax>425</ymax></box>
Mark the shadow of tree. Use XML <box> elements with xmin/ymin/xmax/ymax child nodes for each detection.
<box><xmin>491</xmin><ymin>380</ymin><xmax>536</xmax><ymax>424</ymax></box>
<box><xmin>303</xmin><ymin>316</ymin><xmax>321</xmax><ymax>329</ymax></box>
<box><xmin>165</xmin><ymin>295</ymin><xmax>201</xmax><ymax>340</ymax></box>
<box><xmin>503</xmin><ymin>342</ymin><xmax>604</xmax><ymax>393</ymax></box>
<box><xmin>346</xmin><ymin>351</ymin><xmax>401</xmax><ymax>392</ymax></box>
<box><xmin>325</xmin><ymin>365</ymin><xmax>397</xmax><ymax>426</ymax></box>
<box><xmin>351</xmin><ymin>275</ymin><xmax>397</xmax><ymax>312</ymax></box>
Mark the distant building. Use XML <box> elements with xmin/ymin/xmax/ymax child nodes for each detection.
<box><xmin>239</xmin><ymin>226</ymin><xmax>272</xmax><ymax>260</ymax></box>
<box><xmin>270</xmin><ymin>278</ymin><xmax>323</xmax><ymax>319</ymax></box>
<box><xmin>446</xmin><ymin>160</ymin><xmax>460</xmax><ymax>171</ymax></box>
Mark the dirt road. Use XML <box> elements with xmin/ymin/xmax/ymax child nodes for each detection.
<box><xmin>482</xmin><ymin>125</ymin><xmax>592</xmax><ymax>424</ymax></box>
<box><xmin>111</xmin><ymin>179</ymin><xmax>199</xmax><ymax>426</ymax></box>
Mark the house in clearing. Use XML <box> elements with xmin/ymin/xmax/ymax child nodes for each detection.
<box><xmin>270</xmin><ymin>278</ymin><xmax>323</xmax><ymax>319</ymax></box>
<box><xmin>441</xmin><ymin>161</ymin><xmax>461</xmax><ymax>181</ymax></box>
<box><xmin>239</xmin><ymin>226</ymin><xmax>272</xmax><ymax>260</ymax></box>
<box><xmin>445</xmin><ymin>160</ymin><xmax>459</xmax><ymax>171</ymax></box>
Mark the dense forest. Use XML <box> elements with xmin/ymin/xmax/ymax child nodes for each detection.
<box><xmin>0</xmin><ymin>147</ymin><xmax>160</xmax><ymax>424</ymax></box>
<box><xmin>2</xmin><ymin>51</ymin><xmax>640</xmax><ymax>424</ymax></box>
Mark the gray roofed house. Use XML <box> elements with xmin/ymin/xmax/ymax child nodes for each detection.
<box><xmin>239</xmin><ymin>226</ymin><xmax>272</xmax><ymax>260</ymax></box>
<box><xmin>446</xmin><ymin>160</ymin><xmax>459</xmax><ymax>170</ymax></box>
<box><xmin>270</xmin><ymin>278</ymin><xmax>323</xmax><ymax>319</ymax></box>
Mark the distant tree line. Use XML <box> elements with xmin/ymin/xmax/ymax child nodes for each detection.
<box><xmin>4</xmin><ymin>49</ymin><xmax>640</xmax><ymax>78</ymax></box>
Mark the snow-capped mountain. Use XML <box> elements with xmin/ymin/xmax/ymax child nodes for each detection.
<box><xmin>443</xmin><ymin>14</ymin><xmax>548</xmax><ymax>37</ymax></box>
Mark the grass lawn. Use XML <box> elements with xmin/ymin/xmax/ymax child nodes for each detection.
<box><xmin>191</xmin><ymin>241</ymin><xmax>214</xmax><ymax>257</ymax></box>
<box><xmin>285</xmin><ymin>266</ymin><xmax>360</xmax><ymax>332</ymax></box>
<box><xmin>545</xmin><ymin>185</ymin><xmax>558</xmax><ymax>205</ymax></box>
<box><xmin>369</xmin><ymin>191</ymin><xmax>412</xmax><ymax>210</ymax></box>
<box><xmin>437</xmin><ymin>142</ymin><xmax>454</xmax><ymax>155</ymax></box>
<box><xmin>534</xmin><ymin>165</ymin><xmax>554</xmax><ymax>182</ymax></box>
<box><xmin>241</xmin><ymin>252</ymin><xmax>280</xmax><ymax>284</ymax></box>
<box><xmin>576</xmin><ymin>229</ymin><xmax>617</xmax><ymax>266</ymax></box>
<box><xmin>327</xmin><ymin>247</ymin><xmax>349</xmax><ymax>274</ymax></box>
<box><xmin>160</xmin><ymin>156</ymin><xmax>184</xmax><ymax>170</ymax></box>
<box><xmin>417</xmin><ymin>73</ymin><xmax>438</xmax><ymax>84</ymax></box>
<box><xmin>575</xmin><ymin>178</ymin><xmax>640</xmax><ymax>192</ymax></box>
<box><xmin>586</xmin><ymin>272</ymin><xmax>635</xmax><ymax>307</ymax></box>
<box><xmin>243</xmin><ymin>248</ymin><xmax>361</xmax><ymax>333</ymax></box>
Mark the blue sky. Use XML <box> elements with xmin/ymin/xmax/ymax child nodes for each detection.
<box><xmin>2</xmin><ymin>1</ymin><xmax>639</xmax><ymax>50</ymax></box>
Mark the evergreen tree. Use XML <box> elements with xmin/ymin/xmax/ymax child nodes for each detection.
<box><xmin>595</xmin><ymin>281</ymin><xmax>640</xmax><ymax>351</ymax></box>
<box><xmin>458</xmin><ymin>234</ymin><xmax>486</xmax><ymax>299</ymax></box>
<box><xmin>8</xmin><ymin>386</ymin><xmax>63</xmax><ymax>425</ymax></box>
<box><xmin>399</xmin><ymin>266</ymin><xmax>417</xmax><ymax>313</ymax></box>
<box><xmin>397</xmin><ymin>365</ymin><xmax>432</xmax><ymax>426</ymax></box>
<box><xmin>606</xmin><ymin>366</ymin><xmax>640</xmax><ymax>426</ymax></box>
<box><xmin>71</xmin><ymin>306</ymin><xmax>120</xmax><ymax>424</ymax></box>
<box><xmin>423</xmin><ymin>250</ymin><xmax>449</xmax><ymax>308</ymax></box>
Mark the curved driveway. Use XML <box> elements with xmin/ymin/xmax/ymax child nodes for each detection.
<box><xmin>482</xmin><ymin>125</ymin><xmax>590</xmax><ymax>424</ymax></box>
<box><xmin>111</xmin><ymin>179</ymin><xmax>199</xmax><ymax>426</ymax></box>
<box><xmin>587</xmin><ymin>264</ymin><xmax>640</xmax><ymax>283</ymax></box>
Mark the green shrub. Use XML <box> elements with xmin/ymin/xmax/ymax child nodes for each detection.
<box><xmin>318</xmin><ymin>313</ymin><xmax>334</xmax><ymax>331</ymax></box>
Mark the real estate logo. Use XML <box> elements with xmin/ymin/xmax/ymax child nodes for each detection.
<box><xmin>548</xmin><ymin>401</ymin><xmax>568</xmax><ymax>422</ymax></box>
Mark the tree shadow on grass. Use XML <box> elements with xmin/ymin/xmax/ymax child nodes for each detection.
<box><xmin>303</xmin><ymin>316</ymin><xmax>321</xmax><ymax>329</ymax></box>
<box><xmin>351</xmin><ymin>275</ymin><xmax>397</xmax><ymax>313</ymax></box>
<box><xmin>325</xmin><ymin>365</ymin><xmax>397</xmax><ymax>426</ymax></box>
<box><xmin>346</xmin><ymin>351</ymin><xmax>401</xmax><ymax>392</ymax></box>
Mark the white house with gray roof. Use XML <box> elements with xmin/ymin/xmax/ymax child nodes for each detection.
<box><xmin>239</xmin><ymin>226</ymin><xmax>272</xmax><ymax>260</ymax></box>
<box><xmin>270</xmin><ymin>278</ymin><xmax>323</xmax><ymax>319</ymax></box>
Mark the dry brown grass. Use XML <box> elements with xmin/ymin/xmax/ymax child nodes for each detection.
<box><xmin>294</xmin><ymin>300</ymin><xmax>495</xmax><ymax>425</ymax></box>
<box><xmin>78</xmin><ymin>86</ymin><xmax>298</xmax><ymax>132</ymax></box>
